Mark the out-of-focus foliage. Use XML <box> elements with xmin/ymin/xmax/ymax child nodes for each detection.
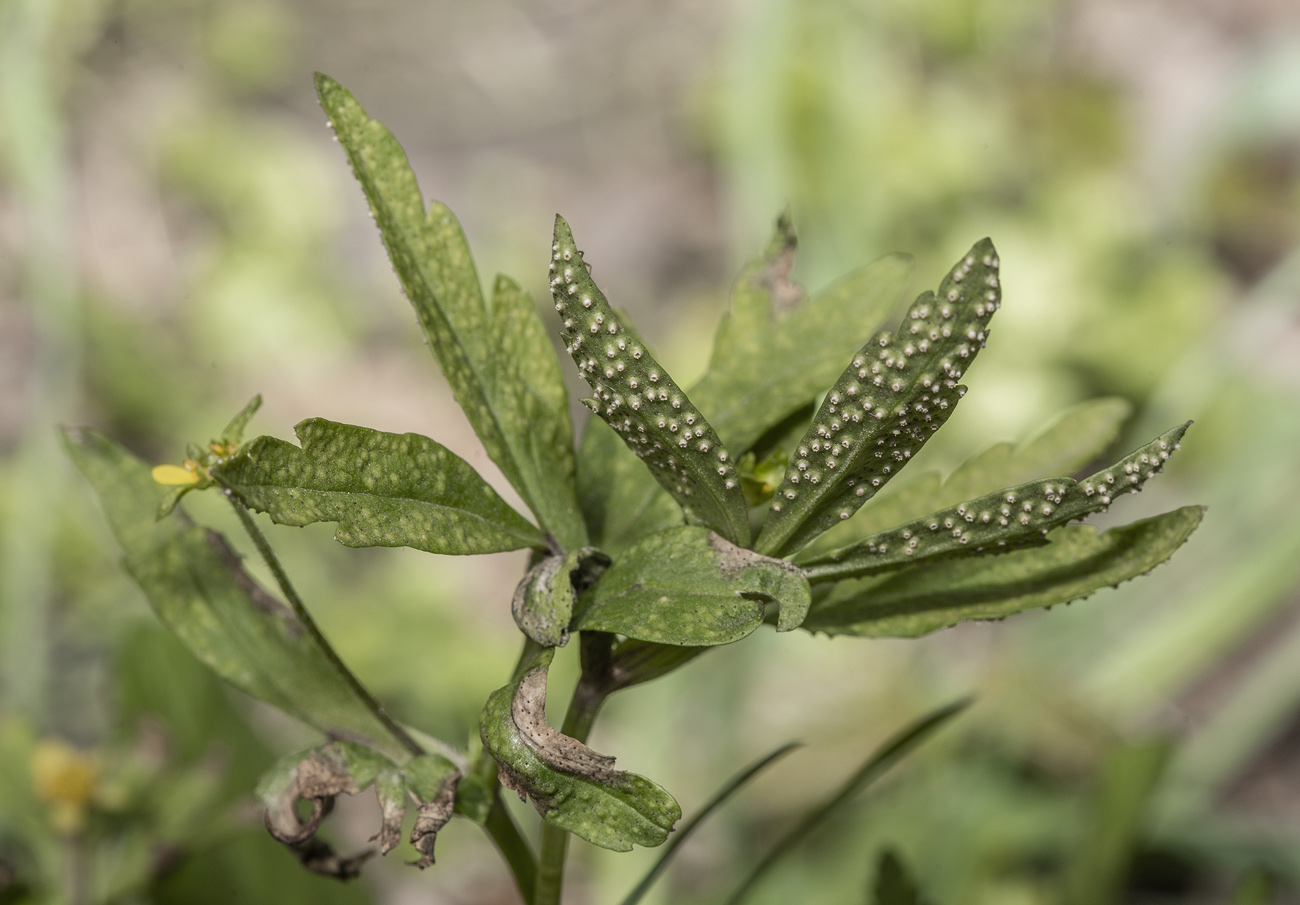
<box><xmin>2</xmin><ymin>0</ymin><xmax>1299</xmax><ymax>902</ymax></box>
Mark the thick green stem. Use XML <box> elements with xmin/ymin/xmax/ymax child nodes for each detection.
<box><xmin>225</xmin><ymin>494</ymin><xmax>424</xmax><ymax>758</ymax></box>
<box><xmin>533</xmin><ymin>635</ymin><xmax>612</xmax><ymax>905</ymax></box>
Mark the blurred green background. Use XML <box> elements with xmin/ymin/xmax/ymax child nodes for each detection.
<box><xmin>2</xmin><ymin>0</ymin><xmax>1300</xmax><ymax>902</ymax></box>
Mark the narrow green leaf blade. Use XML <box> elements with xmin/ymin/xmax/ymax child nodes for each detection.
<box><xmin>315</xmin><ymin>73</ymin><xmax>586</xmax><ymax>550</ymax></box>
<box><xmin>804</xmin><ymin>507</ymin><xmax>1205</xmax><ymax>638</ymax></box>
<box><xmin>480</xmin><ymin>649</ymin><xmax>681</xmax><ymax>852</ymax></box>
<box><xmin>755</xmin><ymin>240</ymin><xmax>1002</xmax><ymax>557</ymax></box>
<box><xmin>576</xmin><ymin>526</ymin><xmax>812</xmax><ymax>645</ymax></box>
<box><xmin>693</xmin><ymin>217</ymin><xmax>913</xmax><ymax>455</ymax></box>
<box><xmin>727</xmin><ymin>699</ymin><xmax>969</xmax><ymax>905</ymax></box>
<box><xmin>550</xmin><ymin>215</ymin><xmax>750</xmax><ymax>545</ymax></box>
<box><xmin>62</xmin><ymin>427</ymin><xmax>413</xmax><ymax>763</ymax></box>
<box><xmin>820</xmin><ymin>396</ymin><xmax>1132</xmax><ymax>549</ymax></box>
<box><xmin>800</xmin><ymin>423</ymin><xmax>1190</xmax><ymax>583</ymax></box>
<box><xmin>212</xmin><ymin>418</ymin><xmax>544</xmax><ymax>555</ymax></box>
<box><xmin>620</xmin><ymin>742</ymin><xmax>800</xmax><ymax>905</ymax></box>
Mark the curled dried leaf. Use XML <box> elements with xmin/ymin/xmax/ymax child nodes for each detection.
<box><xmin>410</xmin><ymin>773</ymin><xmax>459</xmax><ymax>869</ymax></box>
<box><xmin>512</xmin><ymin>664</ymin><xmax>621</xmax><ymax>780</ymax></box>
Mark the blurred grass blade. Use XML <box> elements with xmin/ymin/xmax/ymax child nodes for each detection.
<box><xmin>726</xmin><ymin>698</ymin><xmax>970</xmax><ymax>905</ymax></box>
<box><xmin>1229</xmin><ymin>870</ymin><xmax>1273</xmax><ymax>905</ymax></box>
<box><xmin>62</xmin><ymin>426</ymin><xmax>415</xmax><ymax>764</ymax></box>
<box><xmin>691</xmin><ymin>213</ymin><xmax>913</xmax><ymax>455</ymax></box>
<box><xmin>804</xmin><ymin>507</ymin><xmax>1205</xmax><ymax>638</ymax></box>
<box><xmin>755</xmin><ymin>240</ymin><xmax>1001</xmax><ymax>557</ymax></box>
<box><xmin>872</xmin><ymin>849</ymin><xmax>931</xmax><ymax>905</ymax></box>
<box><xmin>1064</xmin><ymin>739</ymin><xmax>1172</xmax><ymax>905</ymax></box>
<box><xmin>575</xmin><ymin>526</ymin><xmax>812</xmax><ymax>643</ymax></box>
<box><xmin>799</xmin><ymin>423</ymin><xmax>1189</xmax><ymax>583</ymax></box>
<box><xmin>316</xmin><ymin>74</ymin><xmax>586</xmax><ymax>551</ymax></box>
<box><xmin>213</xmin><ymin>418</ymin><xmax>546</xmax><ymax>555</ymax></box>
<box><xmin>550</xmin><ymin>216</ymin><xmax>751</xmax><ymax>545</ymax></box>
<box><xmin>619</xmin><ymin>742</ymin><xmax>800</xmax><ymax>905</ymax></box>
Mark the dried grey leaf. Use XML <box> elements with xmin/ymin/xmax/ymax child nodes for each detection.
<box><xmin>409</xmin><ymin>773</ymin><xmax>459</xmax><ymax>869</ymax></box>
<box><xmin>511</xmin><ymin>664</ymin><xmax>622</xmax><ymax>781</ymax></box>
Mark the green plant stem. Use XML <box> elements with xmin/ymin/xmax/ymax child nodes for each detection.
<box><xmin>533</xmin><ymin>657</ymin><xmax>610</xmax><ymax>905</ymax></box>
<box><xmin>484</xmin><ymin>794</ymin><xmax>538</xmax><ymax>901</ymax></box>
<box><xmin>225</xmin><ymin>493</ymin><xmax>424</xmax><ymax>758</ymax></box>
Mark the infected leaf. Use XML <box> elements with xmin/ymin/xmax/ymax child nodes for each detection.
<box><xmin>511</xmin><ymin>547</ymin><xmax>610</xmax><ymax>647</ymax></box>
<box><xmin>550</xmin><ymin>215</ymin><xmax>751</xmax><ymax>546</ymax></box>
<box><xmin>479</xmin><ymin>649</ymin><xmax>680</xmax><ymax>851</ymax></box>
<box><xmin>213</xmin><ymin>418</ymin><xmax>545</xmax><ymax>555</ymax></box>
<box><xmin>800</xmin><ymin>423</ymin><xmax>1190</xmax><ymax>583</ymax></box>
<box><xmin>755</xmin><ymin>240</ymin><xmax>1002</xmax><ymax>557</ymax></box>
<box><xmin>575</xmin><ymin>526</ymin><xmax>812</xmax><ymax>644</ymax></box>
<box><xmin>803</xmin><ymin>507</ymin><xmax>1205</xmax><ymax>638</ymax></box>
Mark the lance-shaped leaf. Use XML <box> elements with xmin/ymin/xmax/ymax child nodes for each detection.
<box><xmin>575</xmin><ymin>526</ymin><xmax>812</xmax><ymax>644</ymax></box>
<box><xmin>755</xmin><ymin>239</ymin><xmax>1003</xmax><ymax>558</ymax></box>
<box><xmin>802</xmin><ymin>506</ymin><xmax>1205</xmax><ymax>638</ymax></box>
<box><xmin>480</xmin><ymin>649</ymin><xmax>680</xmax><ymax>851</ymax></box>
<box><xmin>550</xmin><ymin>215</ymin><xmax>750</xmax><ymax>546</ymax></box>
<box><xmin>691</xmin><ymin>215</ymin><xmax>914</xmax><ymax>455</ymax></box>
<box><xmin>814</xmin><ymin>396</ymin><xmax>1132</xmax><ymax>552</ymax></box>
<box><xmin>316</xmin><ymin>74</ymin><xmax>586</xmax><ymax>551</ymax></box>
<box><xmin>511</xmin><ymin>546</ymin><xmax>610</xmax><ymax>647</ymax></box>
<box><xmin>212</xmin><ymin>418</ymin><xmax>544</xmax><ymax>555</ymax></box>
<box><xmin>800</xmin><ymin>423</ymin><xmax>1190</xmax><ymax>583</ymax></box>
<box><xmin>257</xmin><ymin>741</ymin><xmax>459</xmax><ymax>871</ymax></box>
<box><xmin>62</xmin><ymin>426</ymin><xmax>413</xmax><ymax>763</ymax></box>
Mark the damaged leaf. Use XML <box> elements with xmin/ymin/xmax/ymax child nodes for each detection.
<box><xmin>317</xmin><ymin>74</ymin><xmax>587</xmax><ymax>551</ymax></box>
<box><xmin>803</xmin><ymin>507</ymin><xmax>1205</xmax><ymax>638</ymax></box>
<box><xmin>480</xmin><ymin>649</ymin><xmax>680</xmax><ymax>851</ymax></box>
<box><xmin>550</xmin><ymin>216</ymin><xmax>751</xmax><ymax>546</ymax></box>
<box><xmin>212</xmin><ymin>418</ymin><xmax>545</xmax><ymax>555</ymax></box>
<box><xmin>257</xmin><ymin>741</ymin><xmax>460</xmax><ymax>871</ymax></box>
<box><xmin>577</xmin><ymin>417</ymin><xmax>684</xmax><ymax>557</ymax></box>
<box><xmin>755</xmin><ymin>240</ymin><xmax>1002</xmax><ymax>557</ymax></box>
<box><xmin>511</xmin><ymin>547</ymin><xmax>611</xmax><ymax>647</ymax></box>
<box><xmin>575</xmin><ymin>526</ymin><xmax>812</xmax><ymax>645</ymax></box>
<box><xmin>62</xmin><ymin>427</ymin><xmax>413</xmax><ymax>762</ymax></box>
<box><xmin>799</xmin><ymin>423</ymin><xmax>1190</xmax><ymax>582</ymax></box>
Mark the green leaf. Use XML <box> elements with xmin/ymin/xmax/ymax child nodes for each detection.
<box><xmin>726</xmin><ymin>699</ymin><xmax>969</xmax><ymax>905</ymax></box>
<box><xmin>755</xmin><ymin>239</ymin><xmax>1002</xmax><ymax>557</ymax></box>
<box><xmin>315</xmin><ymin>73</ymin><xmax>586</xmax><ymax>551</ymax></box>
<box><xmin>511</xmin><ymin>546</ymin><xmax>610</xmax><ymax>647</ymax></box>
<box><xmin>575</xmin><ymin>526</ymin><xmax>812</xmax><ymax>645</ymax></box>
<box><xmin>619</xmin><ymin>742</ymin><xmax>800</xmax><ymax>905</ymax></box>
<box><xmin>816</xmin><ymin>396</ymin><xmax>1132</xmax><ymax>550</ymax></box>
<box><xmin>479</xmin><ymin>649</ymin><xmax>680</xmax><ymax>852</ymax></box>
<box><xmin>605</xmin><ymin>638</ymin><xmax>709</xmax><ymax>692</ymax></box>
<box><xmin>62</xmin><ymin>426</ymin><xmax>413</xmax><ymax>763</ymax></box>
<box><xmin>800</xmin><ymin>423</ymin><xmax>1190</xmax><ymax>583</ymax></box>
<box><xmin>220</xmin><ymin>393</ymin><xmax>263</xmax><ymax>445</ymax></box>
<box><xmin>550</xmin><ymin>215</ymin><xmax>751</xmax><ymax>546</ymax></box>
<box><xmin>212</xmin><ymin>418</ymin><xmax>544</xmax><ymax>555</ymax></box>
<box><xmin>872</xmin><ymin>850</ymin><xmax>931</xmax><ymax>905</ymax></box>
<box><xmin>577</xmin><ymin>417</ymin><xmax>683</xmax><ymax>556</ymax></box>
<box><xmin>691</xmin><ymin>216</ymin><xmax>913</xmax><ymax>455</ymax></box>
<box><xmin>257</xmin><ymin>740</ymin><xmax>459</xmax><ymax>870</ymax></box>
<box><xmin>803</xmin><ymin>506</ymin><xmax>1205</xmax><ymax>638</ymax></box>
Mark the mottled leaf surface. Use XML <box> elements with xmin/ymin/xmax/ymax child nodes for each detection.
<box><xmin>62</xmin><ymin>427</ymin><xmax>412</xmax><ymax>762</ymax></box>
<box><xmin>480</xmin><ymin>649</ymin><xmax>680</xmax><ymax>851</ymax></box>
<box><xmin>576</xmin><ymin>526</ymin><xmax>812</xmax><ymax>645</ymax></box>
<box><xmin>800</xmin><ymin>423</ymin><xmax>1189</xmax><ymax>582</ymax></box>
<box><xmin>213</xmin><ymin>418</ymin><xmax>544</xmax><ymax>555</ymax></box>
<box><xmin>692</xmin><ymin>216</ymin><xmax>913</xmax><ymax>455</ymax></box>
<box><xmin>316</xmin><ymin>74</ymin><xmax>586</xmax><ymax>550</ymax></box>
<box><xmin>577</xmin><ymin>417</ymin><xmax>683</xmax><ymax>556</ymax></box>
<box><xmin>550</xmin><ymin>216</ymin><xmax>750</xmax><ymax>546</ymax></box>
<box><xmin>814</xmin><ymin>397</ymin><xmax>1132</xmax><ymax>551</ymax></box>
<box><xmin>803</xmin><ymin>506</ymin><xmax>1204</xmax><ymax>638</ymax></box>
<box><xmin>756</xmin><ymin>240</ymin><xmax>1002</xmax><ymax>557</ymax></box>
<box><xmin>511</xmin><ymin>546</ymin><xmax>610</xmax><ymax>647</ymax></box>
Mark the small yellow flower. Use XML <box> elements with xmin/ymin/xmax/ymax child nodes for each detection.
<box><xmin>31</xmin><ymin>739</ymin><xmax>101</xmax><ymax>834</ymax></box>
<box><xmin>151</xmin><ymin>463</ymin><xmax>202</xmax><ymax>485</ymax></box>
